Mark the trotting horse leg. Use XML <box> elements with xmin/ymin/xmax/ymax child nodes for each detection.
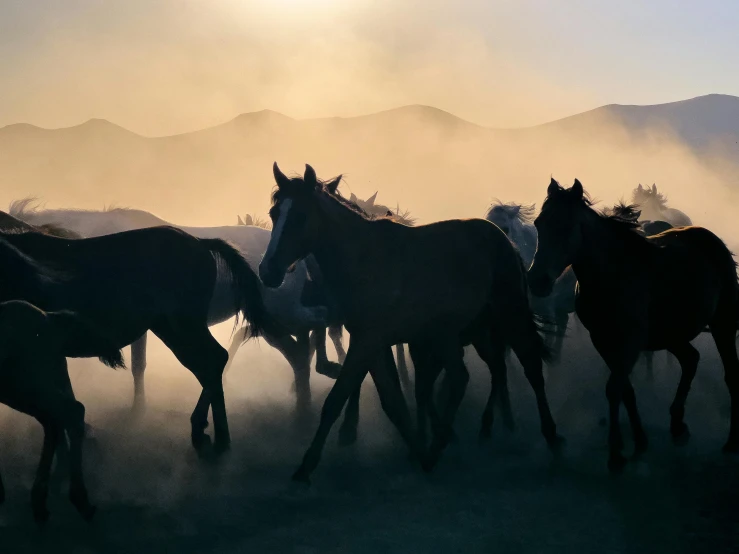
<box><xmin>622</xmin><ymin>378</ymin><xmax>648</xmax><ymax>455</ymax></box>
<box><xmin>426</xmin><ymin>342</ymin><xmax>469</xmax><ymax>468</ymax></box>
<box><xmin>223</xmin><ymin>325</ymin><xmax>250</xmax><ymax>378</ymax></box>
<box><xmin>473</xmin><ymin>333</ymin><xmax>508</xmax><ymax>440</ymax></box>
<box><xmin>666</xmin><ymin>342</ymin><xmax>700</xmax><ymax>444</ymax></box>
<box><xmin>509</xmin><ymin>327</ymin><xmax>562</xmax><ymax>450</ymax></box>
<box><xmin>395</xmin><ymin>343</ymin><xmax>412</xmax><ymax>394</ymax></box>
<box><xmin>710</xmin><ymin>322</ymin><xmax>739</xmax><ymax>452</ymax></box>
<box><xmin>263</xmin><ymin>331</ymin><xmax>312</xmax><ymax>416</ymax></box>
<box><xmin>409</xmin><ymin>343</ymin><xmax>441</xmax><ymax>449</ymax></box>
<box><xmin>292</xmin><ymin>339</ymin><xmax>374</xmax><ymax>484</ymax></box>
<box><xmin>328</xmin><ymin>325</ymin><xmax>347</xmax><ymax>365</ymax></box>
<box><xmin>152</xmin><ymin>321</ymin><xmax>231</xmax><ymax>456</ymax></box>
<box><xmin>130</xmin><ymin>333</ymin><xmax>148</xmax><ymax>417</ymax></box>
<box><xmin>314</xmin><ymin>327</ymin><xmax>342</xmax><ymax>379</ymax></box>
<box><xmin>31</xmin><ymin>418</ymin><xmax>58</xmax><ymax>524</ymax></box>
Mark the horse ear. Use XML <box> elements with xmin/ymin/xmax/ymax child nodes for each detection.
<box><xmin>350</xmin><ymin>193</ymin><xmax>357</xmax><ymax>203</ymax></box>
<box><xmin>326</xmin><ymin>175</ymin><xmax>342</xmax><ymax>194</ymax></box>
<box><xmin>237</xmin><ymin>215</ymin><xmax>244</xmax><ymax>225</ymax></box>
<box><xmin>652</xmin><ymin>184</ymin><xmax>658</xmax><ymax>194</ymax></box>
<box><xmin>637</xmin><ymin>183</ymin><xmax>643</xmax><ymax>191</ymax></box>
<box><xmin>245</xmin><ymin>214</ymin><xmax>253</xmax><ymax>226</ymax></box>
<box><xmin>304</xmin><ymin>164</ymin><xmax>318</xmax><ymax>187</ymax></box>
<box><xmin>366</xmin><ymin>191</ymin><xmax>378</xmax><ymax>207</ymax></box>
<box><xmin>273</xmin><ymin>162</ymin><xmax>290</xmax><ymax>188</ymax></box>
<box><xmin>511</xmin><ymin>205</ymin><xmax>521</xmax><ymax>216</ymax></box>
<box><xmin>547</xmin><ymin>177</ymin><xmax>560</xmax><ymax>196</ymax></box>
<box><xmin>571</xmin><ymin>179</ymin><xmax>584</xmax><ymax>199</ymax></box>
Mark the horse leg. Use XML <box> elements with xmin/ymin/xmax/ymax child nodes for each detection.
<box><xmin>666</xmin><ymin>342</ymin><xmax>699</xmax><ymax>444</ymax></box>
<box><xmin>551</xmin><ymin>311</ymin><xmax>569</xmax><ymax>364</ymax></box>
<box><xmin>152</xmin><ymin>320</ymin><xmax>230</xmax><ymax>456</ymax></box>
<box><xmin>370</xmin><ymin>346</ymin><xmax>430</xmax><ymax>466</ymax></box>
<box><xmin>593</xmin><ymin>335</ymin><xmax>642</xmax><ymax>471</ymax></box>
<box><xmin>130</xmin><ymin>333</ymin><xmax>148</xmax><ymax>417</ymax></box>
<box><xmin>409</xmin><ymin>343</ymin><xmax>439</xmax><ymax>449</ymax></box>
<box><xmin>328</xmin><ymin>325</ymin><xmax>347</xmax><ymax>364</ymax></box>
<box><xmin>263</xmin><ymin>331</ymin><xmax>311</xmax><ymax>416</ymax></box>
<box><xmin>710</xmin><ymin>322</ymin><xmax>739</xmax><ymax>452</ymax></box>
<box><xmin>473</xmin><ymin>333</ymin><xmax>508</xmax><ymax>440</ymax></box>
<box><xmin>395</xmin><ymin>343</ymin><xmax>412</xmax><ymax>394</ymax></box>
<box><xmin>427</xmin><ymin>342</ymin><xmax>469</xmax><ymax>467</ymax></box>
<box><xmin>509</xmin><ymin>327</ymin><xmax>562</xmax><ymax>450</ymax></box>
<box><xmin>621</xmin><ymin>378</ymin><xmax>648</xmax><ymax>456</ymax></box>
<box><xmin>314</xmin><ymin>326</ymin><xmax>342</xmax><ymax>379</ymax></box>
<box><xmin>223</xmin><ymin>325</ymin><xmax>250</xmax><ymax>377</ymax></box>
<box><xmin>292</xmin><ymin>338</ymin><xmax>375</xmax><ymax>484</ymax></box>
<box><xmin>31</xmin><ymin>417</ymin><xmax>58</xmax><ymax>524</ymax></box>
<box><xmin>498</xmin><ymin>350</ymin><xmax>515</xmax><ymax>432</ymax></box>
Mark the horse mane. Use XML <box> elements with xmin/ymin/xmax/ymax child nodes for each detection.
<box><xmin>487</xmin><ymin>200</ymin><xmax>537</xmax><ymax>224</ymax></box>
<box><xmin>9</xmin><ymin>197</ymin><xmax>41</xmax><ymax>218</ymax></box>
<box><xmin>601</xmin><ymin>201</ymin><xmax>642</xmax><ymax>225</ymax></box>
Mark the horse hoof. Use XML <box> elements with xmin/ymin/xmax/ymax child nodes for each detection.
<box><xmin>671</xmin><ymin>424</ymin><xmax>690</xmax><ymax>446</ymax></box>
<box><xmin>316</xmin><ymin>361</ymin><xmax>343</xmax><ymax>380</ymax></box>
<box><xmin>70</xmin><ymin>490</ymin><xmax>96</xmax><ymax>522</ymax></box>
<box><xmin>634</xmin><ymin>436</ymin><xmax>649</xmax><ymax>455</ymax></box>
<box><xmin>478</xmin><ymin>428</ymin><xmax>492</xmax><ymax>443</ymax></box>
<box><xmin>291</xmin><ymin>468</ymin><xmax>311</xmax><ymax>486</ymax></box>
<box><xmin>337</xmin><ymin>427</ymin><xmax>357</xmax><ymax>447</ymax></box>
<box><xmin>213</xmin><ymin>440</ymin><xmax>231</xmax><ymax>456</ymax></box>
<box><xmin>546</xmin><ymin>433</ymin><xmax>566</xmax><ymax>452</ymax></box>
<box><xmin>192</xmin><ymin>433</ymin><xmax>213</xmax><ymax>457</ymax></box>
<box><xmin>608</xmin><ymin>453</ymin><xmax>628</xmax><ymax>473</ymax></box>
<box><xmin>33</xmin><ymin>506</ymin><xmax>50</xmax><ymax>525</ymax></box>
<box><xmin>722</xmin><ymin>440</ymin><xmax>739</xmax><ymax>454</ymax></box>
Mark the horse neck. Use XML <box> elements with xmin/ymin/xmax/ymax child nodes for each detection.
<box><xmin>309</xmin><ymin>194</ymin><xmax>377</xmax><ymax>297</ymax></box>
<box><xmin>571</xmin><ymin>209</ymin><xmax>641</xmax><ymax>288</ymax></box>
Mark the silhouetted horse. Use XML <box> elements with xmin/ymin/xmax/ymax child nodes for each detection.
<box><xmin>260</xmin><ymin>163</ymin><xmax>561</xmax><ymax>483</ymax></box>
<box><xmin>485</xmin><ymin>201</ymin><xmax>576</xmax><ymax>362</ymax></box>
<box><xmin>632</xmin><ymin>184</ymin><xmax>692</xmax><ymax>227</ymax></box>
<box><xmin>529</xmin><ymin>178</ymin><xmax>739</xmax><ymax>472</ymax></box>
<box><xmin>0</xmin><ymin>224</ymin><xmax>269</xmax><ymax>456</ymax></box>
<box><xmin>10</xmin><ymin>199</ymin><xmax>325</xmax><ymax>417</ymax></box>
<box><xmin>0</xmin><ymin>300</ymin><xmax>124</xmax><ymax>523</ymax></box>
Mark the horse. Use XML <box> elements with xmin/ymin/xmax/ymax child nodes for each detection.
<box><xmin>632</xmin><ymin>184</ymin><xmax>692</xmax><ymax>227</ymax></box>
<box><xmin>485</xmin><ymin>201</ymin><xmax>576</xmax><ymax>363</ymax></box>
<box><xmin>0</xmin><ymin>300</ymin><xmax>125</xmax><ymax>523</ymax></box>
<box><xmin>259</xmin><ymin>163</ymin><xmax>561</xmax><ymax>483</ymax></box>
<box><xmin>10</xmin><ymin>199</ymin><xmax>326</xmax><ymax>417</ymax></box>
<box><xmin>0</xmin><ymin>223</ymin><xmax>269</xmax><ymax>456</ymax></box>
<box><xmin>529</xmin><ymin>178</ymin><xmax>739</xmax><ymax>472</ymax></box>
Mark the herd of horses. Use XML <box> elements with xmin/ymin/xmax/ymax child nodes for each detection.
<box><xmin>1</xmin><ymin>167</ymin><xmax>735</xmax><ymax>524</ymax></box>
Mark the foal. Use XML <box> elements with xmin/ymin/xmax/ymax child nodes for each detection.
<box><xmin>0</xmin><ymin>301</ymin><xmax>124</xmax><ymax>522</ymax></box>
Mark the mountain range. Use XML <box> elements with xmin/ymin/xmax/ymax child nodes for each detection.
<box><xmin>1</xmin><ymin>94</ymin><xmax>738</xmax><ymax>225</ymax></box>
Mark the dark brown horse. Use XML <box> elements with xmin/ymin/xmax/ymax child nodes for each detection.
<box><xmin>529</xmin><ymin>178</ymin><xmax>739</xmax><ymax>471</ymax></box>
<box><xmin>0</xmin><ymin>224</ymin><xmax>269</xmax><ymax>456</ymax></box>
<box><xmin>259</xmin><ymin>163</ymin><xmax>561</xmax><ymax>483</ymax></box>
<box><xmin>0</xmin><ymin>300</ymin><xmax>124</xmax><ymax>523</ymax></box>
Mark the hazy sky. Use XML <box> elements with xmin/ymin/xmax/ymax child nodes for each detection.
<box><xmin>1</xmin><ymin>0</ymin><xmax>738</xmax><ymax>135</ymax></box>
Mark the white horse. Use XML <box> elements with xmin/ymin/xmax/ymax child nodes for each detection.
<box><xmin>10</xmin><ymin>199</ymin><xmax>327</xmax><ymax>416</ymax></box>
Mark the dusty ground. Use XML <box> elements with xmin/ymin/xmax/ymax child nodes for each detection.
<box><xmin>1</xmin><ymin>321</ymin><xmax>738</xmax><ymax>553</ymax></box>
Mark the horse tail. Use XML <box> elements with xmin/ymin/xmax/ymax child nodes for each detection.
<box><xmin>200</xmin><ymin>238</ymin><xmax>270</xmax><ymax>338</ymax></box>
<box><xmin>502</xmin><ymin>248</ymin><xmax>553</xmax><ymax>364</ymax></box>
<box><xmin>47</xmin><ymin>311</ymin><xmax>126</xmax><ymax>369</ymax></box>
